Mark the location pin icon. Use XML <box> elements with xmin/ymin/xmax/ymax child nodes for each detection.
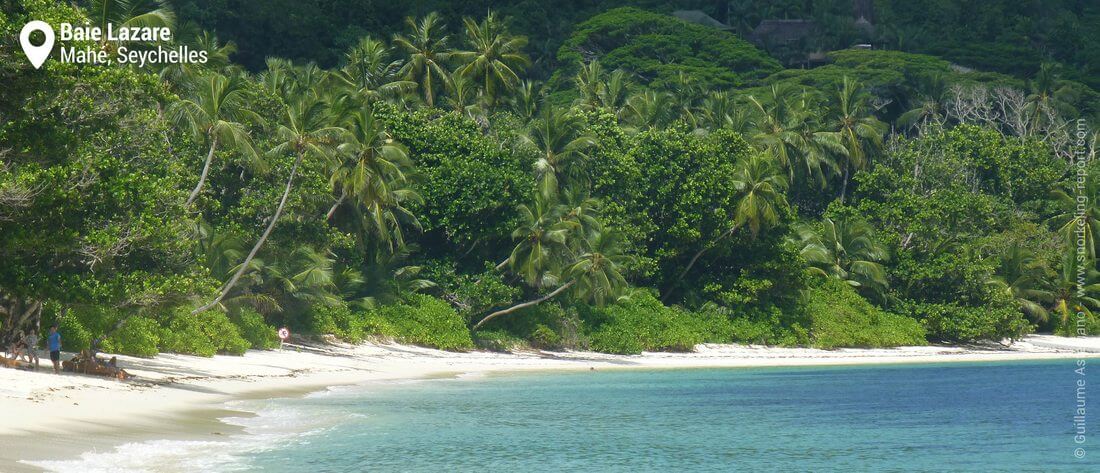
<box><xmin>20</xmin><ymin>21</ymin><xmax>55</xmax><ymax>69</ymax></box>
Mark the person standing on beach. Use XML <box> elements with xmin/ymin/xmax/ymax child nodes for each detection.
<box><xmin>23</xmin><ymin>330</ymin><xmax>40</xmax><ymax>369</ymax></box>
<box><xmin>47</xmin><ymin>325</ymin><xmax>61</xmax><ymax>374</ymax></box>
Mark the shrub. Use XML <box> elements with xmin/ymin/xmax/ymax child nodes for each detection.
<box><xmin>473</xmin><ymin>330</ymin><xmax>525</xmax><ymax>352</ymax></box>
<box><xmin>802</xmin><ymin>280</ymin><xmax>926</xmax><ymax>348</ymax></box>
<box><xmin>582</xmin><ymin>292</ymin><xmax>705</xmax><ymax>354</ymax></box>
<box><xmin>159</xmin><ymin>309</ymin><xmax>250</xmax><ymax>356</ymax></box>
<box><xmin>379</xmin><ymin>294</ymin><xmax>474</xmax><ymax>351</ymax></box>
<box><xmin>897</xmin><ymin>297</ymin><xmax>1030</xmax><ymax>343</ymax></box>
<box><xmin>1054</xmin><ymin>311</ymin><xmax>1100</xmax><ymax>337</ymax></box>
<box><xmin>307</xmin><ymin>303</ymin><xmax>365</xmax><ymax>342</ymax></box>
<box><xmin>529</xmin><ymin>324</ymin><xmax>562</xmax><ymax>350</ymax></box>
<box><xmin>100</xmin><ymin>316</ymin><xmax>160</xmax><ymax>357</ymax></box>
<box><xmin>230</xmin><ymin>308</ymin><xmax>280</xmax><ymax>350</ymax></box>
<box><xmin>56</xmin><ymin>312</ymin><xmax>93</xmax><ymax>353</ymax></box>
<box><xmin>724</xmin><ymin>306</ymin><xmax>808</xmax><ymax>347</ymax></box>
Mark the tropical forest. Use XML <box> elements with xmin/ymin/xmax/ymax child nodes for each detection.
<box><xmin>2</xmin><ymin>0</ymin><xmax>1099</xmax><ymax>357</ymax></box>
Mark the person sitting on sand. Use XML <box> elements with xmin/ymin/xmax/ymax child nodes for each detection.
<box><xmin>8</xmin><ymin>330</ymin><xmax>26</xmax><ymax>360</ymax></box>
<box><xmin>46</xmin><ymin>325</ymin><xmax>61</xmax><ymax>374</ymax></box>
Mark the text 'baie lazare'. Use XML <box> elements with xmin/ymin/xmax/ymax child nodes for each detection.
<box><xmin>58</xmin><ymin>23</ymin><xmax>208</xmax><ymax>67</ymax></box>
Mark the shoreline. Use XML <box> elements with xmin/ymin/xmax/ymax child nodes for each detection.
<box><xmin>2</xmin><ymin>335</ymin><xmax>1099</xmax><ymax>471</ymax></box>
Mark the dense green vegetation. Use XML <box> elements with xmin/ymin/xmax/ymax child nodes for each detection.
<box><xmin>1</xmin><ymin>0</ymin><xmax>1097</xmax><ymax>357</ymax></box>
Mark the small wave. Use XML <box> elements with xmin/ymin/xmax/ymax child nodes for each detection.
<box><xmin>27</xmin><ymin>397</ymin><xmax>339</xmax><ymax>472</ymax></box>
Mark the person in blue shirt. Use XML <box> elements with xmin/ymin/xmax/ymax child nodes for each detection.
<box><xmin>47</xmin><ymin>324</ymin><xmax>61</xmax><ymax>374</ymax></box>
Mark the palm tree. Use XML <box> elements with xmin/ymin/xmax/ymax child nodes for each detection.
<box><xmin>575</xmin><ymin>60</ymin><xmax>605</xmax><ymax>109</ymax></box>
<box><xmin>192</xmin><ymin>95</ymin><xmax>343</xmax><ymax>315</ymax></box>
<box><xmin>454</xmin><ymin>11</ymin><xmax>529</xmax><ymax>109</ymax></box>
<box><xmin>747</xmin><ymin>85</ymin><xmax>840</xmax><ymax>187</ymax></box>
<box><xmin>796</xmin><ymin>216</ymin><xmax>890</xmax><ymax>301</ymax></box>
<box><xmin>331</xmin><ymin>109</ymin><xmax>422</xmax><ymax>255</ymax></box>
<box><xmin>329</xmin><ymin>37</ymin><xmax>415</xmax><ymax>104</ymax></box>
<box><xmin>663</xmin><ymin>154</ymin><xmax>788</xmax><ymax>300</ymax></box>
<box><xmin>91</xmin><ymin>0</ymin><xmax>174</xmax><ymax>41</ymax></box>
<box><xmin>169</xmin><ymin>71</ymin><xmax>260</xmax><ymax>207</ymax></box>
<box><xmin>828</xmin><ymin>77</ymin><xmax>887</xmax><ymax>201</ymax></box>
<box><xmin>624</xmin><ymin>90</ymin><xmax>675</xmax><ymax>132</ymax></box>
<box><xmin>596</xmin><ymin>69</ymin><xmax>633</xmax><ymax>120</ymax></box>
<box><xmin>524</xmin><ymin>106</ymin><xmax>598</xmax><ymax>199</ymax></box>
<box><xmin>393</xmin><ymin>13</ymin><xmax>452</xmax><ymax>108</ymax></box>
<box><xmin>158</xmin><ymin>31</ymin><xmax>236</xmax><ymax>85</ymax></box>
<box><xmin>898</xmin><ymin>73</ymin><xmax>949</xmax><ymax>132</ymax></box>
<box><xmin>1048</xmin><ymin>177</ymin><xmax>1100</xmax><ymax>261</ymax></box>
<box><xmin>1025</xmin><ymin>63</ymin><xmax>1077</xmax><ymax>136</ymax></box>
<box><xmin>987</xmin><ymin>243</ymin><xmax>1052</xmax><ymax>324</ymax></box>
<box><xmin>502</xmin><ymin>193</ymin><xmax>577</xmax><ymax>287</ymax></box>
<box><xmin>1048</xmin><ymin>254</ymin><xmax>1100</xmax><ymax>334</ymax></box>
<box><xmin>509</xmin><ymin>79</ymin><xmax>542</xmax><ymax>121</ymax></box>
<box><xmin>474</xmin><ymin>223</ymin><xmax>630</xmax><ymax>330</ymax></box>
<box><xmin>329</xmin><ymin>108</ymin><xmax>413</xmax><ymax>220</ymax></box>
<box><xmin>443</xmin><ymin>73</ymin><xmax>485</xmax><ymax>119</ymax></box>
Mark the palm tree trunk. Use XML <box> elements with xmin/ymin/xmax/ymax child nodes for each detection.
<box><xmin>839</xmin><ymin>166</ymin><xmax>849</xmax><ymax>204</ymax></box>
<box><xmin>192</xmin><ymin>151</ymin><xmax>304</xmax><ymax>316</ymax></box>
<box><xmin>186</xmin><ymin>136</ymin><xmax>219</xmax><ymax>207</ymax></box>
<box><xmin>661</xmin><ymin>224</ymin><xmax>739</xmax><ymax>302</ymax></box>
<box><xmin>326</xmin><ymin>191</ymin><xmax>346</xmax><ymax>220</ymax></box>
<box><xmin>473</xmin><ymin>280</ymin><xmax>575</xmax><ymax>330</ymax></box>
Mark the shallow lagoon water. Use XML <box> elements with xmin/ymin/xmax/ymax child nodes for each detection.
<box><xmin>33</xmin><ymin>360</ymin><xmax>1099</xmax><ymax>472</ymax></box>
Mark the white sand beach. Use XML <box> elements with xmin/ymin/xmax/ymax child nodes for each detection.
<box><xmin>2</xmin><ymin>335</ymin><xmax>1099</xmax><ymax>471</ymax></box>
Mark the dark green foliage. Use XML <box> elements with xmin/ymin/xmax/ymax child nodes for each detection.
<box><xmin>230</xmin><ymin>308</ymin><xmax>281</xmax><ymax>350</ymax></box>
<box><xmin>5</xmin><ymin>0</ymin><xmax>1096</xmax><ymax>357</ymax></box>
<box><xmin>896</xmin><ymin>298</ymin><xmax>1030</xmax><ymax>344</ymax></box>
<box><xmin>555</xmin><ymin>7</ymin><xmax>780</xmax><ymax>90</ymax></box>
<box><xmin>378</xmin><ymin>294</ymin><xmax>474</xmax><ymax>350</ymax></box>
<box><xmin>159</xmin><ymin>309</ymin><xmax>252</xmax><ymax>356</ymax></box>
<box><xmin>801</xmin><ymin>280</ymin><xmax>925</xmax><ymax>349</ymax></box>
<box><xmin>101</xmin><ymin>317</ymin><xmax>161</xmax><ymax>358</ymax></box>
<box><xmin>582</xmin><ymin>292</ymin><xmax>729</xmax><ymax>354</ymax></box>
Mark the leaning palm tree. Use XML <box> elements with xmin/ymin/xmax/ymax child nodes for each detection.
<box><xmin>524</xmin><ymin>106</ymin><xmax>599</xmax><ymax>199</ymax></box>
<box><xmin>168</xmin><ymin>71</ymin><xmax>260</xmax><ymax>207</ymax></box>
<box><xmin>796</xmin><ymin>216</ymin><xmax>890</xmax><ymax>301</ymax></box>
<box><xmin>474</xmin><ymin>224</ymin><xmax>631</xmax><ymax>330</ymax></box>
<box><xmin>454</xmin><ymin>11</ymin><xmax>529</xmax><ymax>109</ymax></box>
<box><xmin>393</xmin><ymin>13</ymin><xmax>452</xmax><ymax>108</ymax></box>
<box><xmin>663</xmin><ymin>154</ymin><xmax>788</xmax><ymax>300</ymax></box>
<box><xmin>192</xmin><ymin>94</ymin><xmax>343</xmax><ymax>315</ymax></box>
<box><xmin>828</xmin><ymin>77</ymin><xmax>887</xmax><ymax>201</ymax></box>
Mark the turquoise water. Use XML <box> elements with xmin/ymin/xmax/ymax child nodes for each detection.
<box><xmin>30</xmin><ymin>360</ymin><xmax>1099</xmax><ymax>472</ymax></box>
<box><xmin>235</xmin><ymin>360</ymin><xmax>1096</xmax><ymax>472</ymax></box>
